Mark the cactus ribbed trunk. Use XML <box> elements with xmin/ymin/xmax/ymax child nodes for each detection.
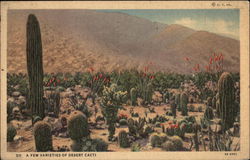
<box><xmin>218</xmin><ymin>72</ymin><xmax>235</xmax><ymax>131</ymax></box>
<box><xmin>26</xmin><ymin>14</ymin><xmax>44</xmax><ymax>119</ymax></box>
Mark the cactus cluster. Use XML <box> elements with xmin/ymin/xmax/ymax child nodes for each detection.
<box><xmin>128</xmin><ymin>117</ymin><xmax>153</xmax><ymax>138</ymax></box>
<box><xmin>161</xmin><ymin>136</ymin><xmax>183</xmax><ymax>151</ymax></box>
<box><xmin>71</xmin><ymin>137</ymin><xmax>108</xmax><ymax>152</ymax></box>
<box><xmin>217</xmin><ymin>72</ymin><xmax>236</xmax><ymax>131</ymax></box>
<box><xmin>26</xmin><ymin>14</ymin><xmax>45</xmax><ymax>120</ymax></box>
<box><xmin>150</xmin><ymin>132</ymin><xmax>168</xmax><ymax>147</ymax></box>
<box><xmin>33</xmin><ymin>121</ymin><xmax>53</xmax><ymax>151</ymax></box>
<box><xmin>101</xmin><ymin>84</ymin><xmax>127</xmax><ymax>140</ymax></box>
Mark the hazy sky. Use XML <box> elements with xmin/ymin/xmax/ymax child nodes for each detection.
<box><xmin>99</xmin><ymin>9</ymin><xmax>239</xmax><ymax>40</ymax></box>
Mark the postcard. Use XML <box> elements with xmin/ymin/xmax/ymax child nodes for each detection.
<box><xmin>1</xmin><ymin>1</ymin><xmax>249</xmax><ymax>160</ymax></box>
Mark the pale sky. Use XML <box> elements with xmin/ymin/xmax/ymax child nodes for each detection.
<box><xmin>99</xmin><ymin>9</ymin><xmax>239</xmax><ymax>40</ymax></box>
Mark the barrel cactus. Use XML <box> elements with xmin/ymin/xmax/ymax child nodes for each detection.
<box><xmin>217</xmin><ymin>72</ymin><xmax>236</xmax><ymax>131</ymax></box>
<box><xmin>180</xmin><ymin>92</ymin><xmax>188</xmax><ymax>116</ymax></box>
<box><xmin>68</xmin><ymin>111</ymin><xmax>89</xmax><ymax>140</ymax></box>
<box><xmin>118</xmin><ymin>130</ymin><xmax>130</xmax><ymax>148</ymax></box>
<box><xmin>170</xmin><ymin>136</ymin><xmax>183</xmax><ymax>150</ymax></box>
<box><xmin>7</xmin><ymin>125</ymin><xmax>17</xmax><ymax>142</ymax></box>
<box><xmin>162</xmin><ymin>141</ymin><xmax>176</xmax><ymax>151</ymax></box>
<box><xmin>26</xmin><ymin>14</ymin><xmax>45</xmax><ymax>120</ymax></box>
<box><xmin>130</xmin><ymin>88</ymin><xmax>137</xmax><ymax>106</ymax></box>
<box><xmin>150</xmin><ymin>132</ymin><xmax>168</xmax><ymax>147</ymax></box>
<box><xmin>33</xmin><ymin>121</ymin><xmax>53</xmax><ymax>151</ymax></box>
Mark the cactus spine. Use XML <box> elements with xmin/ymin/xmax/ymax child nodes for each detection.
<box><xmin>26</xmin><ymin>14</ymin><xmax>44</xmax><ymax>120</ymax></box>
<box><xmin>33</xmin><ymin>121</ymin><xmax>53</xmax><ymax>151</ymax></box>
<box><xmin>130</xmin><ymin>88</ymin><xmax>137</xmax><ymax>106</ymax></box>
<box><xmin>180</xmin><ymin>92</ymin><xmax>188</xmax><ymax>116</ymax></box>
<box><xmin>218</xmin><ymin>72</ymin><xmax>235</xmax><ymax>131</ymax></box>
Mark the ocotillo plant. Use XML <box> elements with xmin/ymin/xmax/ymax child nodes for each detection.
<box><xmin>218</xmin><ymin>72</ymin><xmax>236</xmax><ymax>131</ymax></box>
<box><xmin>26</xmin><ymin>14</ymin><xmax>44</xmax><ymax>120</ymax></box>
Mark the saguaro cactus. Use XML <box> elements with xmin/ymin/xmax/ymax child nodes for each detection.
<box><xmin>180</xmin><ymin>92</ymin><xmax>188</xmax><ymax>116</ymax></box>
<box><xmin>130</xmin><ymin>88</ymin><xmax>137</xmax><ymax>106</ymax></box>
<box><xmin>26</xmin><ymin>14</ymin><xmax>44</xmax><ymax>119</ymax></box>
<box><xmin>218</xmin><ymin>72</ymin><xmax>235</xmax><ymax>131</ymax></box>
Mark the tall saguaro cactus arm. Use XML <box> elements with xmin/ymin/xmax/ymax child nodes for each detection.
<box><xmin>26</xmin><ymin>14</ymin><xmax>45</xmax><ymax>119</ymax></box>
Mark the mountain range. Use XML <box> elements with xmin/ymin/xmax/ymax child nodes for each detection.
<box><xmin>7</xmin><ymin>10</ymin><xmax>240</xmax><ymax>74</ymax></box>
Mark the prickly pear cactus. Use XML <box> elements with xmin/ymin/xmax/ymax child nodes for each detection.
<box><xmin>68</xmin><ymin>111</ymin><xmax>89</xmax><ymax>140</ymax></box>
<box><xmin>33</xmin><ymin>121</ymin><xmax>53</xmax><ymax>151</ymax></box>
<box><xmin>118</xmin><ymin>130</ymin><xmax>130</xmax><ymax>148</ymax></box>
<box><xmin>218</xmin><ymin>72</ymin><xmax>236</xmax><ymax>131</ymax></box>
<box><xmin>26</xmin><ymin>14</ymin><xmax>45</xmax><ymax>120</ymax></box>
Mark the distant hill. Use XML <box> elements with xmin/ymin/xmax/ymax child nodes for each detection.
<box><xmin>7</xmin><ymin>10</ymin><xmax>240</xmax><ymax>74</ymax></box>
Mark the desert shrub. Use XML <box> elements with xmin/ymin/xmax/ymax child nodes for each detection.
<box><xmin>131</xmin><ymin>142</ymin><xmax>141</xmax><ymax>152</ymax></box>
<box><xmin>7</xmin><ymin>73</ymin><xmax>28</xmax><ymax>96</ymax></box>
<box><xmin>92</xmin><ymin>138</ymin><xmax>108</xmax><ymax>151</ymax></box>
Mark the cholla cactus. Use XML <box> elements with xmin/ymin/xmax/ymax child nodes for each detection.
<box><xmin>101</xmin><ymin>83</ymin><xmax>127</xmax><ymax>140</ymax></box>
